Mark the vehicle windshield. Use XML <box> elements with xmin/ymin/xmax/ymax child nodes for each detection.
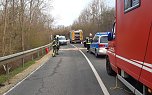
<box><xmin>59</xmin><ymin>37</ymin><xmax>66</xmax><ymax>40</ymax></box>
<box><xmin>100</xmin><ymin>36</ymin><xmax>108</xmax><ymax>43</ymax></box>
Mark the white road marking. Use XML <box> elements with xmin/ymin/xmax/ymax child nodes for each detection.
<box><xmin>3</xmin><ymin>58</ymin><xmax>50</xmax><ymax>95</ymax></box>
<box><xmin>72</xmin><ymin>44</ymin><xmax>110</xmax><ymax>95</ymax></box>
<box><xmin>60</xmin><ymin>48</ymin><xmax>86</xmax><ymax>51</ymax></box>
<box><xmin>60</xmin><ymin>48</ymin><xmax>79</xmax><ymax>51</ymax></box>
<box><xmin>4</xmin><ymin>45</ymin><xmax>109</xmax><ymax>95</ymax></box>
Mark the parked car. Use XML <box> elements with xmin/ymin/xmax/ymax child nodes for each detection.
<box><xmin>90</xmin><ymin>32</ymin><xmax>109</xmax><ymax>57</ymax></box>
<box><xmin>58</xmin><ymin>36</ymin><xmax>67</xmax><ymax>45</ymax></box>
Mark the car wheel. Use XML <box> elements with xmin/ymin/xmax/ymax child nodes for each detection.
<box><xmin>88</xmin><ymin>49</ymin><xmax>91</xmax><ymax>53</ymax></box>
<box><xmin>106</xmin><ymin>56</ymin><xmax>116</xmax><ymax>76</ymax></box>
<box><xmin>95</xmin><ymin>50</ymin><xmax>99</xmax><ymax>58</ymax></box>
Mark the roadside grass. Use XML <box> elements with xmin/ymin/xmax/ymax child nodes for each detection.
<box><xmin>0</xmin><ymin>60</ymin><xmax>35</xmax><ymax>84</ymax></box>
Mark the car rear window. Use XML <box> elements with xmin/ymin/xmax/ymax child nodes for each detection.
<box><xmin>100</xmin><ymin>36</ymin><xmax>108</xmax><ymax>43</ymax></box>
<box><xmin>59</xmin><ymin>38</ymin><xmax>66</xmax><ymax>40</ymax></box>
<box><xmin>93</xmin><ymin>36</ymin><xmax>99</xmax><ymax>42</ymax></box>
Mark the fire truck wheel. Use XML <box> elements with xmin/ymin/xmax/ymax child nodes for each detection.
<box><xmin>106</xmin><ymin>56</ymin><xmax>116</xmax><ymax>76</ymax></box>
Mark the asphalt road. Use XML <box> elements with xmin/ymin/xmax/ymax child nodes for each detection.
<box><xmin>5</xmin><ymin>44</ymin><xmax>134</xmax><ymax>95</ymax></box>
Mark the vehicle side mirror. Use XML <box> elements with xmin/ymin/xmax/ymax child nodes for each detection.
<box><xmin>108</xmin><ymin>32</ymin><xmax>113</xmax><ymax>41</ymax></box>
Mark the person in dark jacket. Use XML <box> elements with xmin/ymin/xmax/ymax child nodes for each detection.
<box><xmin>52</xmin><ymin>36</ymin><xmax>60</xmax><ymax>57</ymax></box>
<box><xmin>86</xmin><ymin>37</ymin><xmax>91</xmax><ymax>52</ymax></box>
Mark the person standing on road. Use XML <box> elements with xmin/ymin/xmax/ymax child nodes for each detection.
<box><xmin>52</xmin><ymin>36</ymin><xmax>60</xmax><ymax>57</ymax></box>
<box><xmin>56</xmin><ymin>37</ymin><xmax>60</xmax><ymax>54</ymax></box>
<box><xmin>86</xmin><ymin>37</ymin><xmax>91</xmax><ymax>52</ymax></box>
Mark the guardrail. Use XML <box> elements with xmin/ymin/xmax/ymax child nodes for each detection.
<box><xmin>0</xmin><ymin>43</ymin><xmax>52</xmax><ymax>74</ymax></box>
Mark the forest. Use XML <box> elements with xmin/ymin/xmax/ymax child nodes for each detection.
<box><xmin>0</xmin><ymin>0</ymin><xmax>115</xmax><ymax>57</ymax></box>
<box><xmin>0</xmin><ymin>0</ymin><xmax>54</xmax><ymax>56</ymax></box>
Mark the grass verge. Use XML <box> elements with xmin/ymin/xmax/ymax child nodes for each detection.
<box><xmin>0</xmin><ymin>60</ymin><xmax>35</xmax><ymax>84</ymax></box>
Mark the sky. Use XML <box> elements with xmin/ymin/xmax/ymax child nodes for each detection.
<box><xmin>51</xmin><ymin>0</ymin><xmax>115</xmax><ymax>27</ymax></box>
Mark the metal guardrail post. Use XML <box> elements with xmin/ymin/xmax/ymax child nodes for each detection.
<box><xmin>37</xmin><ymin>50</ymin><xmax>40</xmax><ymax>58</ymax></box>
<box><xmin>6</xmin><ymin>64</ymin><xmax>10</xmax><ymax>84</ymax></box>
<box><xmin>32</xmin><ymin>54</ymin><xmax>34</xmax><ymax>60</ymax></box>
<box><xmin>43</xmin><ymin>48</ymin><xmax>44</xmax><ymax>55</ymax></box>
<box><xmin>22</xmin><ymin>58</ymin><xmax>25</xmax><ymax>68</ymax></box>
<box><xmin>42</xmin><ymin>48</ymin><xmax>43</xmax><ymax>55</ymax></box>
<box><xmin>5</xmin><ymin>63</ymin><xmax>11</xmax><ymax>84</ymax></box>
<box><xmin>6</xmin><ymin>64</ymin><xmax>9</xmax><ymax>75</ymax></box>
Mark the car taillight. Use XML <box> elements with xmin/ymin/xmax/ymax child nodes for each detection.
<box><xmin>99</xmin><ymin>44</ymin><xmax>105</xmax><ymax>48</ymax></box>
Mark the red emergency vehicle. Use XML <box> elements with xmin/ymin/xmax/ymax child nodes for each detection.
<box><xmin>106</xmin><ymin>0</ymin><xmax>152</xmax><ymax>95</ymax></box>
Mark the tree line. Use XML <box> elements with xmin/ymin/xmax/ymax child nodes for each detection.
<box><xmin>0</xmin><ymin>0</ymin><xmax>115</xmax><ymax>56</ymax></box>
<box><xmin>71</xmin><ymin>0</ymin><xmax>115</xmax><ymax>37</ymax></box>
<box><xmin>53</xmin><ymin>0</ymin><xmax>115</xmax><ymax>39</ymax></box>
<box><xmin>0</xmin><ymin>0</ymin><xmax>54</xmax><ymax>56</ymax></box>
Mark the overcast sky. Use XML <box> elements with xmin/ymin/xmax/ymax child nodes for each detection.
<box><xmin>51</xmin><ymin>0</ymin><xmax>115</xmax><ymax>26</ymax></box>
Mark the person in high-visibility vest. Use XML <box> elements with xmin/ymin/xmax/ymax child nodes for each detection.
<box><xmin>86</xmin><ymin>37</ymin><xmax>91</xmax><ymax>52</ymax></box>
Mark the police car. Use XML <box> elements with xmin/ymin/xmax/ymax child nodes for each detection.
<box><xmin>90</xmin><ymin>32</ymin><xmax>109</xmax><ymax>57</ymax></box>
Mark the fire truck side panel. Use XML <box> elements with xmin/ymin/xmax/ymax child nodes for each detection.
<box><xmin>107</xmin><ymin>41</ymin><xmax>117</xmax><ymax>72</ymax></box>
<box><xmin>140</xmin><ymin>22</ymin><xmax>152</xmax><ymax>89</ymax></box>
<box><xmin>116</xmin><ymin>0</ymin><xmax>152</xmax><ymax>82</ymax></box>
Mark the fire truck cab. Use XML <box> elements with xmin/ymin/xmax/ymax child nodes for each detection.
<box><xmin>106</xmin><ymin>0</ymin><xmax>152</xmax><ymax>95</ymax></box>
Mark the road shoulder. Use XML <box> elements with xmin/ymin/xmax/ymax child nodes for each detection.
<box><xmin>0</xmin><ymin>51</ymin><xmax>52</xmax><ymax>95</ymax></box>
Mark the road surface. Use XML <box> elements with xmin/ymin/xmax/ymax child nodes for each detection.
<box><xmin>5</xmin><ymin>44</ymin><xmax>133</xmax><ymax>95</ymax></box>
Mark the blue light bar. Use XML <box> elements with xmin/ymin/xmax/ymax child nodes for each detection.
<box><xmin>95</xmin><ymin>32</ymin><xmax>110</xmax><ymax>36</ymax></box>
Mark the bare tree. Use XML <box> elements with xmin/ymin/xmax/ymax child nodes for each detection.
<box><xmin>19</xmin><ymin>0</ymin><xmax>25</xmax><ymax>51</ymax></box>
<box><xmin>0</xmin><ymin>0</ymin><xmax>54</xmax><ymax>56</ymax></box>
<box><xmin>71</xmin><ymin>0</ymin><xmax>115</xmax><ymax>38</ymax></box>
<box><xmin>2</xmin><ymin>0</ymin><xmax>8</xmax><ymax>56</ymax></box>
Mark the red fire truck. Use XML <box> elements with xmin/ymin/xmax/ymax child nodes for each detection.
<box><xmin>106</xmin><ymin>0</ymin><xmax>152</xmax><ymax>95</ymax></box>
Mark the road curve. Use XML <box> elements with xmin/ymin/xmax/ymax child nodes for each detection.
<box><xmin>5</xmin><ymin>44</ymin><xmax>133</xmax><ymax>95</ymax></box>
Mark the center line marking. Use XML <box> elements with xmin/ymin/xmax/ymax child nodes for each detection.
<box><xmin>71</xmin><ymin>44</ymin><xmax>110</xmax><ymax>95</ymax></box>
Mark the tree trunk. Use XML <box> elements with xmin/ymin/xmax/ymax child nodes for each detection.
<box><xmin>2</xmin><ymin>0</ymin><xmax>8</xmax><ymax>56</ymax></box>
<box><xmin>9</xmin><ymin>0</ymin><xmax>15</xmax><ymax>54</ymax></box>
<box><xmin>20</xmin><ymin>0</ymin><xmax>25</xmax><ymax>51</ymax></box>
